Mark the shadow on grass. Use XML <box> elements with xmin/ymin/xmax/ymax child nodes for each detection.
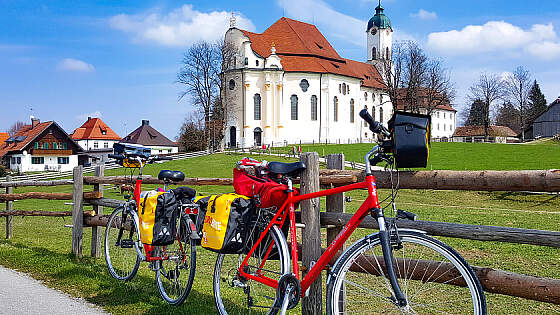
<box><xmin>492</xmin><ymin>191</ymin><xmax>559</xmax><ymax>208</ymax></box>
<box><xmin>0</xmin><ymin>240</ymin><xmax>219</xmax><ymax>314</ymax></box>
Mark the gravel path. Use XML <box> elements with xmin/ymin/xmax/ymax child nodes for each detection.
<box><xmin>0</xmin><ymin>266</ymin><xmax>109</xmax><ymax>315</ymax></box>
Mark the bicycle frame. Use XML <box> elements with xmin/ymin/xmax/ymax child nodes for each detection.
<box><xmin>238</xmin><ymin>145</ymin><xmax>404</xmax><ymax>300</ymax></box>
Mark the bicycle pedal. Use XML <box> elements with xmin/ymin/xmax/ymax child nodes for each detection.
<box><xmin>119</xmin><ymin>239</ymin><xmax>134</xmax><ymax>248</ymax></box>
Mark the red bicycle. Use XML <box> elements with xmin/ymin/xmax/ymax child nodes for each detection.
<box><xmin>212</xmin><ymin>110</ymin><xmax>486</xmax><ymax>314</ymax></box>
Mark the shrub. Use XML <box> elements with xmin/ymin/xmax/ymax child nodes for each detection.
<box><xmin>0</xmin><ymin>165</ymin><xmax>7</xmax><ymax>177</ymax></box>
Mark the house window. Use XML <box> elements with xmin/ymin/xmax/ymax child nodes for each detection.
<box><xmin>63</xmin><ymin>143</ymin><xmax>67</xmax><ymax>149</ymax></box>
<box><xmin>290</xmin><ymin>95</ymin><xmax>298</xmax><ymax>120</ymax></box>
<box><xmin>444</xmin><ymin>113</ymin><xmax>446</xmax><ymax>119</ymax></box>
<box><xmin>299</xmin><ymin>79</ymin><xmax>309</xmax><ymax>92</ymax></box>
<box><xmin>438</xmin><ymin>123</ymin><xmax>440</xmax><ymax>130</ymax></box>
<box><xmin>339</xmin><ymin>84</ymin><xmax>342</xmax><ymax>93</ymax></box>
<box><xmin>437</xmin><ymin>112</ymin><xmax>440</xmax><ymax>118</ymax></box>
<box><xmin>255</xmin><ymin>60</ymin><xmax>259</xmax><ymax>67</ymax></box>
<box><xmin>11</xmin><ymin>157</ymin><xmax>15</xmax><ymax>164</ymax></box>
<box><xmin>53</xmin><ymin>142</ymin><xmax>58</xmax><ymax>149</ymax></box>
<box><xmin>350</xmin><ymin>99</ymin><xmax>355</xmax><ymax>123</ymax></box>
<box><xmin>101</xmin><ymin>130</ymin><xmax>107</xmax><ymax>135</ymax></box>
<box><xmin>254</xmin><ymin>94</ymin><xmax>261</xmax><ymax>120</ymax></box>
<box><xmin>17</xmin><ymin>157</ymin><xmax>21</xmax><ymax>164</ymax></box>
<box><xmin>104</xmin><ymin>142</ymin><xmax>109</xmax><ymax>148</ymax></box>
<box><xmin>94</xmin><ymin>142</ymin><xmax>98</xmax><ymax>149</ymax></box>
<box><xmin>379</xmin><ymin>107</ymin><xmax>384</xmax><ymax>124</ymax></box>
<box><xmin>311</xmin><ymin>95</ymin><xmax>318</xmax><ymax>121</ymax></box>
<box><xmin>444</xmin><ymin>124</ymin><xmax>447</xmax><ymax>131</ymax></box>
<box><xmin>43</xmin><ymin>143</ymin><xmax>49</xmax><ymax>149</ymax></box>
<box><xmin>333</xmin><ymin>96</ymin><xmax>339</xmax><ymax>122</ymax></box>
<box><xmin>34</xmin><ymin>142</ymin><xmax>39</xmax><ymax>149</ymax></box>
<box><xmin>57</xmin><ymin>157</ymin><xmax>69</xmax><ymax>164</ymax></box>
<box><xmin>32</xmin><ymin>157</ymin><xmax>44</xmax><ymax>164</ymax></box>
<box><xmin>342</xmin><ymin>83</ymin><xmax>346</xmax><ymax>95</ymax></box>
<box><xmin>386</xmin><ymin>47</ymin><xmax>390</xmax><ymax>59</ymax></box>
<box><xmin>372</xmin><ymin>47</ymin><xmax>377</xmax><ymax>60</ymax></box>
<box><xmin>229</xmin><ymin>79</ymin><xmax>235</xmax><ymax>90</ymax></box>
<box><xmin>364</xmin><ymin>92</ymin><xmax>368</xmax><ymax>101</ymax></box>
<box><xmin>244</xmin><ymin>57</ymin><xmax>248</xmax><ymax>66</ymax></box>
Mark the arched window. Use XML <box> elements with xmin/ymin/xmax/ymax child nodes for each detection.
<box><xmin>300</xmin><ymin>79</ymin><xmax>309</xmax><ymax>92</ymax></box>
<box><xmin>229</xmin><ymin>79</ymin><xmax>235</xmax><ymax>90</ymax></box>
<box><xmin>386</xmin><ymin>47</ymin><xmax>390</xmax><ymax>60</ymax></box>
<box><xmin>372</xmin><ymin>107</ymin><xmax>376</xmax><ymax>122</ymax></box>
<box><xmin>342</xmin><ymin>83</ymin><xmax>346</xmax><ymax>95</ymax></box>
<box><xmin>372</xmin><ymin>47</ymin><xmax>377</xmax><ymax>60</ymax></box>
<box><xmin>311</xmin><ymin>95</ymin><xmax>317</xmax><ymax>121</ymax></box>
<box><xmin>291</xmin><ymin>95</ymin><xmax>298</xmax><ymax>120</ymax></box>
<box><xmin>253</xmin><ymin>94</ymin><xmax>261</xmax><ymax>120</ymax></box>
<box><xmin>364</xmin><ymin>105</ymin><xmax>369</xmax><ymax>127</ymax></box>
<box><xmin>364</xmin><ymin>92</ymin><xmax>368</xmax><ymax>101</ymax></box>
<box><xmin>372</xmin><ymin>93</ymin><xmax>376</xmax><ymax>102</ymax></box>
<box><xmin>333</xmin><ymin>96</ymin><xmax>338</xmax><ymax>122</ymax></box>
<box><xmin>350</xmin><ymin>99</ymin><xmax>355</xmax><ymax>123</ymax></box>
<box><xmin>379</xmin><ymin>107</ymin><xmax>384</xmax><ymax>124</ymax></box>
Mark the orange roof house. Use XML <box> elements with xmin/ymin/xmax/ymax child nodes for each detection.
<box><xmin>0</xmin><ymin>133</ymin><xmax>9</xmax><ymax>144</ymax></box>
<box><xmin>71</xmin><ymin>117</ymin><xmax>121</xmax><ymax>141</ymax></box>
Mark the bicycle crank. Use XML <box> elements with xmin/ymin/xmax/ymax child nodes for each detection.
<box><xmin>276</xmin><ymin>273</ymin><xmax>301</xmax><ymax>311</ymax></box>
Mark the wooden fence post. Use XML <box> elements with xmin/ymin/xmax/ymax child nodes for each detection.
<box><xmin>91</xmin><ymin>165</ymin><xmax>104</xmax><ymax>257</ymax></box>
<box><xmin>5</xmin><ymin>175</ymin><xmax>13</xmax><ymax>239</ymax></box>
<box><xmin>326</xmin><ymin>154</ymin><xmax>346</xmax><ymax>313</ymax></box>
<box><xmin>300</xmin><ymin>152</ymin><xmax>322</xmax><ymax>315</ymax></box>
<box><xmin>72</xmin><ymin>165</ymin><xmax>83</xmax><ymax>258</ymax></box>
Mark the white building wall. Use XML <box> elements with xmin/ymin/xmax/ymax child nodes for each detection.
<box><xmin>430</xmin><ymin>109</ymin><xmax>456</xmax><ymax>139</ymax></box>
<box><xmin>77</xmin><ymin>139</ymin><xmax>119</xmax><ymax>151</ymax></box>
<box><xmin>149</xmin><ymin>146</ymin><xmax>179</xmax><ymax>155</ymax></box>
<box><xmin>10</xmin><ymin>153</ymin><xmax>78</xmax><ymax>172</ymax></box>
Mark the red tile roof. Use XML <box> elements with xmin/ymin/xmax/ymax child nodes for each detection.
<box><xmin>396</xmin><ymin>88</ymin><xmax>456</xmax><ymax>112</ymax></box>
<box><xmin>239</xmin><ymin>17</ymin><xmax>385</xmax><ymax>89</ymax></box>
<box><xmin>0</xmin><ymin>122</ymin><xmax>52</xmax><ymax>157</ymax></box>
<box><xmin>0</xmin><ymin>133</ymin><xmax>9</xmax><ymax>144</ymax></box>
<box><xmin>453</xmin><ymin>126</ymin><xmax>518</xmax><ymax>138</ymax></box>
<box><xmin>71</xmin><ymin>118</ymin><xmax>121</xmax><ymax>141</ymax></box>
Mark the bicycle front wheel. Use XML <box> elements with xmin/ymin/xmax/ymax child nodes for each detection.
<box><xmin>327</xmin><ymin>230</ymin><xmax>486</xmax><ymax>315</ymax></box>
<box><xmin>104</xmin><ymin>205</ymin><xmax>141</xmax><ymax>281</ymax></box>
<box><xmin>213</xmin><ymin>225</ymin><xmax>289</xmax><ymax>315</ymax></box>
<box><xmin>155</xmin><ymin>216</ymin><xmax>196</xmax><ymax>306</ymax></box>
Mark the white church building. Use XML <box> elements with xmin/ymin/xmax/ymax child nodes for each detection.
<box><xmin>222</xmin><ymin>3</ymin><xmax>456</xmax><ymax>148</ymax></box>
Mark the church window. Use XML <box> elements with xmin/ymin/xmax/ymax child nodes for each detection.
<box><xmin>254</xmin><ymin>94</ymin><xmax>261</xmax><ymax>120</ymax></box>
<box><xmin>311</xmin><ymin>95</ymin><xmax>317</xmax><ymax>121</ymax></box>
<box><xmin>291</xmin><ymin>95</ymin><xmax>298</xmax><ymax>120</ymax></box>
<box><xmin>342</xmin><ymin>83</ymin><xmax>346</xmax><ymax>95</ymax></box>
<box><xmin>229</xmin><ymin>79</ymin><xmax>235</xmax><ymax>90</ymax></box>
<box><xmin>350</xmin><ymin>99</ymin><xmax>355</xmax><ymax>123</ymax></box>
<box><xmin>444</xmin><ymin>112</ymin><xmax>446</xmax><ymax>119</ymax></box>
<box><xmin>372</xmin><ymin>47</ymin><xmax>377</xmax><ymax>60</ymax></box>
<box><xmin>372</xmin><ymin>107</ymin><xmax>376</xmax><ymax>125</ymax></box>
<box><xmin>347</xmin><ymin>85</ymin><xmax>350</xmax><ymax>94</ymax></box>
<box><xmin>339</xmin><ymin>84</ymin><xmax>342</xmax><ymax>93</ymax></box>
<box><xmin>364</xmin><ymin>92</ymin><xmax>368</xmax><ymax>101</ymax></box>
<box><xmin>437</xmin><ymin>112</ymin><xmax>440</xmax><ymax>118</ymax></box>
<box><xmin>333</xmin><ymin>96</ymin><xmax>338</xmax><ymax>122</ymax></box>
<box><xmin>444</xmin><ymin>124</ymin><xmax>447</xmax><ymax>131</ymax></box>
<box><xmin>244</xmin><ymin>57</ymin><xmax>248</xmax><ymax>66</ymax></box>
<box><xmin>300</xmin><ymin>79</ymin><xmax>309</xmax><ymax>92</ymax></box>
<box><xmin>379</xmin><ymin>107</ymin><xmax>384</xmax><ymax>124</ymax></box>
<box><xmin>386</xmin><ymin>47</ymin><xmax>390</xmax><ymax>59</ymax></box>
<box><xmin>372</xmin><ymin>93</ymin><xmax>376</xmax><ymax>102</ymax></box>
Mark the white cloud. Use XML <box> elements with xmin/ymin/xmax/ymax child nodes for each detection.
<box><xmin>410</xmin><ymin>9</ymin><xmax>437</xmax><ymax>21</ymax></box>
<box><xmin>57</xmin><ymin>58</ymin><xmax>95</xmax><ymax>72</ymax></box>
<box><xmin>427</xmin><ymin>21</ymin><xmax>560</xmax><ymax>60</ymax></box>
<box><xmin>77</xmin><ymin>111</ymin><xmax>102</xmax><ymax>122</ymax></box>
<box><xmin>109</xmin><ymin>5</ymin><xmax>255</xmax><ymax>47</ymax></box>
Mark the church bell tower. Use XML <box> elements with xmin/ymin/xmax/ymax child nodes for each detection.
<box><xmin>367</xmin><ymin>1</ymin><xmax>393</xmax><ymax>63</ymax></box>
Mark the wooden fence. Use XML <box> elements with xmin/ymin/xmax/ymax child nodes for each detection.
<box><xmin>1</xmin><ymin>157</ymin><xmax>560</xmax><ymax>312</ymax></box>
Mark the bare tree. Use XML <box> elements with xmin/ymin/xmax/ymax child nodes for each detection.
<box><xmin>423</xmin><ymin>59</ymin><xmax>455</xmax><ymax>115</ymax></box>
<box><xmin>7</xmin><ymin>121</ymin><xmax>25</xmax><ymax>137</ymax></box>
<box><xmin>375</xmin><ymin>41</ymin><xmax>404</xmax><ymax>111</ymax></box>
<box><xmin>504</xmin><ymin>66</ymin><xmax>531</xmax><ymax>141</ymax></box>
<box><xmin>468</xmin><ymin>73</ymin><xmax>505</xmax><ymax>140</ymax></box>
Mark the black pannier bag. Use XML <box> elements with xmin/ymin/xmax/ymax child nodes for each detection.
<box><xmin>388</xmin><ymin>111</ymin><xmax>431</xmax><ymax>168</ymax></box>
<box><xmin>152</xmin><ymin>192</ymin><xmax>179</xmax><ymax>246</ymax></box>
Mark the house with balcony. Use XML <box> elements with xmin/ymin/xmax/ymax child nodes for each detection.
<box><xmin>0</xmin><ymin>118</ymin><xmax>82</xmax><ymax>172</ymax></box>
<box><xmin>71</xmin><ymin>117</ymin><xmax>121</xmax><ymax>165</ymax></box>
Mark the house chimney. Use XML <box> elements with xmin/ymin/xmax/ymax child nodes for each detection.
<box><xmin>87</xmin><ymin>116</ymin><xmax>91</xmax><ymax>121</ymax></box>
<box><xmin>31</xmin><ymin>117</ymin><xmax>40</xmax><ymax>129</ymax></box>
<box><xmin>142</xmin><ymin>120</ymin><xmax>149</xmax><ymax>126</ymax></box>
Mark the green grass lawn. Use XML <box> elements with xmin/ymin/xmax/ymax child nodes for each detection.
<box><xmin>0</xmin><ymin>149</ymin><xmax>559</xmax><ymax>314</ymax></box>
<box><xmin>271</xmin><ymin>140</ymin><xmax>560</xmax><ymax>170</ymax></box>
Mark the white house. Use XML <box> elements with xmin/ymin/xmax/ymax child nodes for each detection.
<box><xmin>0</xmin><ymin>118</ymin><xmax>82</xmax><ymax>172</ymax></box>
<box><xmin>120</xmin><ymin>120</ymin><xmax>179</xmax><ymax>155</ymax></box>
<box><xmin>71</xmin><ymin>117</ymin><xmax>122</xmax><ymax>165</ymax></box>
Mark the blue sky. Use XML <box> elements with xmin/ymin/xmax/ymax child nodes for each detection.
<box><xmin>2</xmin><ymin>0</ymin><xmax>559</xmax><ymax>139</ymax></box>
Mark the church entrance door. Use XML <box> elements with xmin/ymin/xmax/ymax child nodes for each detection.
<box><xmin>230</xmin><ymin>126</ymin><xmax>236</xmax><ymax>148</ymax></box>
<box><xmin>254</xmin><ymin>127</ymin><xmax>262</xmax><ymax>147</ymax></box>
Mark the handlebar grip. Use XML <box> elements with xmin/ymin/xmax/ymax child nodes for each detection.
<box><xmin>359</xmin><ymin>109</ymin><xmax>389</xmax><ymax>136</ymax></box>
<box><xmin>108</xmin><ymin>154</ymin><xmax>125</xmax><ymax>160</ymax></box>
<box><xmin>359</xmin><ymin>108</ymin><xmax>375</xmax><ymax>126</ymax></box>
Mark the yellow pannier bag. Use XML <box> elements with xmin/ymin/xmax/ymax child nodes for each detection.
<box><xmin>201</xmin><ymin>193</ymin><xmax>254</xmax><ymax>254</ymax></box>
<box><xmin>138</xmin><ymin>190</ymin><xmax>178</xmax><ymax>245</ymax></box>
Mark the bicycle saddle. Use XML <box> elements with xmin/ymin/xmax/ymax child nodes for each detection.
<box><xmin>158</xmin><ymin>170</ymin><xmax>185</xmax><ymax>182</ymax></box>
<box><xmin>267</xmin><ymin>161</ymin><xmax>307</xmax><ymax>177</ymax></box>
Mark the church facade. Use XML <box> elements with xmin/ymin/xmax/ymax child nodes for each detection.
<box><xmin>222</xmin><ymin>4</ymin><xmax>456</xmax><ymax>148</ymax></box>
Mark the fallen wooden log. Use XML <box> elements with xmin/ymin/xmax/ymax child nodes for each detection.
<box><xmin>0</xmin><ymin>191</ymin><xmax>102</xmax><ymax>201</ymax></box>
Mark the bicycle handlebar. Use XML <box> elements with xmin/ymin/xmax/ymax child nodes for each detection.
<box><xmin>359</xmin><ymin>109</ymin><xmax>391</xmax><ymax>137</ymax></box>
<box><xmin>108</xmin><ymin>154</ymin><xmax>125</xmax><ymax>160</ymax></box>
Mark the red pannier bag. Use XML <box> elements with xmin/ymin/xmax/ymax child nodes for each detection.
<box><xmin>233</xmin><ymin>168</ymin><xmax>298</xmax><ymax>209</ymax></box>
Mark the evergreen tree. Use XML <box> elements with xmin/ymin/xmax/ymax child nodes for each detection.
<box><xmin>465</xmin><ymin>99</ymin><xmax>486</xmax><ymax>126</ymax></box>
<box><xmin>495</xmin><ymin>102</ymin><xmax>521</xmax><ymax>133</ymax></box>
<box><xmin>528</xmin><ymin>80</ymin><xmax>548</xmax><ymax>122</ymax></box>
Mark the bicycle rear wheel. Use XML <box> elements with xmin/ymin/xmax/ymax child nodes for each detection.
<box><xmin>326</xmin><ymin>230</ymin><xmax>486</xmax><ymax>315</ymax></box>
<box><xmin>213</xmin><ymin>225</ymin><xmax>289</xmax><ymax>315</ymax></box>
<box><xmin>104</xmin><ymin>205</ymin><xmax>141</xmax><ymax>281</ymax></box>
<box><xmin>155</xmin><ymin>216</ymin><xmax>196</xmax><ymax>306</ymax></box>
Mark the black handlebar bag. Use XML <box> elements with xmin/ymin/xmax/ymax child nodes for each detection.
<box><xmin>388</xmin><ymin>111</ymin><xmax>431</xmax><ymax>168</ymax></box>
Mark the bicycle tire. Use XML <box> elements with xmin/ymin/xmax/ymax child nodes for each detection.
<box><xmin>104</xmin><ymin>205</ymin><xmax>142</xmax><ymax>281</ymax></box>
<box><xmin>155</xmin><ymin>216</ymin><xmax>197</xmax><ymax>306</ymax></box>
<box><xmin>213</xmin><ymin>225</ymin><xmax>289</xmax><ymax>315</ymax></box>
<box><xmin>326</xmin><ymin>230</ymin><xmax>486</xmax><ymax>315</ymax></box>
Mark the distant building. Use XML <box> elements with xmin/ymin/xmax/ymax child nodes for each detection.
<box><xmin>0</xmin><ymin>133</ymin><xmax>9</xmax><ymax>144</ymax></box>
<box><xmin>0</xmin><ymin>117</ymin><xmax>82</xmax><ymax>172</ymax></box>
<box><xmin>523</xmin><ymin>97</ymin><xmax>560</xmax><ymax>140</ymax></box>
<box><xmin>71</xmin><ymin>117</ymin><xmax>121</xmax><ymax>165</ymax></box>
<box><xmin>120</xmin><ymin>120</ymin><xmax>178</xmax><ymax>155</ymax></box>
<box><xmin>452</xmin><ymin>125</ymin><xmax>518</xmax><ymax>143</ymax></box>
